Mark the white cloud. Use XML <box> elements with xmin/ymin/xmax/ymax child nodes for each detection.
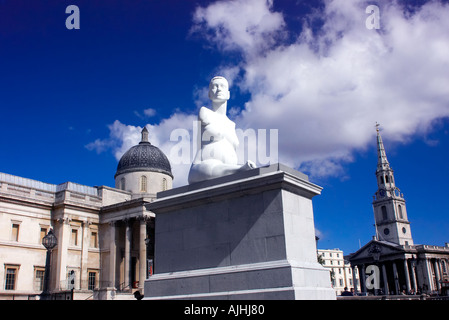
<box><xmin>87</xmin><ymin>114</ymin><xmax>197</xmax><ymax>187</ymax></box>
<box><xmin>143</xmin><ymin>108</ymin><xmax>157</xmax><ymax>117</ymax></box>
<box><xmin>88</xmin><ymin>0</ymin><xmax>449</xmax><ymax>186</ymax></box>
<box><xmin>191</xmin><ymin>0</ymin><xmax>285</xmax><ymax>57</ymax></box>
<box><xmin>192</xmin><ymin>0</ymin><xmax>449</xmax><ymax>177</ymax></box>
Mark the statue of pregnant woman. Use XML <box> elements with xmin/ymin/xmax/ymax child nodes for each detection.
<box><xmin>188</xmin><ymin>76</ymin><xmax>256</xmax><ymax>184</ymax></box>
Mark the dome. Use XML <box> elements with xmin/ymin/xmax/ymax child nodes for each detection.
<box><xmin>114</xmin><ymin>128</ymin><xmax>173</xmax><ymax>178</ymax></box>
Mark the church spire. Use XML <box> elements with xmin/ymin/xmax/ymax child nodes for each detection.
<box><xmin>375</xmin><ymin>123</ymin><xmax>394</xmax><ymax>189</ymax></box>
<box><xmin>372</xmin><ymin>123</ymin><xmax>414</xmax><ymax>246</ymax></box>
<box><xmin>376</xmin><ymin>122</ymin><xmax>389</xmax><ymax>172</ymax></box>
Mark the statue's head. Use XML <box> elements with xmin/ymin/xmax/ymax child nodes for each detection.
<box><xmin>208</xmin><ymin>76</ymin><xmax>230</xmax><ymax>102</ymax></box>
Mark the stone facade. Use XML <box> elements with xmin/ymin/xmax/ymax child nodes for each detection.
<box><xmin>317</xmin><ymin>248</ymin><xmax>360</xmax><ymax>295</ymax></box>
<box><xmin>0</xmin><ymin>129</ymin><xmax>172</xmax><ymax>300</ymax></box>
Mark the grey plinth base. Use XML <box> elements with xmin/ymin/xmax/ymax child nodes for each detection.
<box><xmin>144</xmin><ymin>163</ymin><xmax>336</xmax><ymax>300</ymax></box>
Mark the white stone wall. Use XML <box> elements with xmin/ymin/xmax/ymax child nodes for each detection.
<box><xmin>115</xmin><ymin>171</ymin><xmax>172</xmax><ymax>196</ymax></box>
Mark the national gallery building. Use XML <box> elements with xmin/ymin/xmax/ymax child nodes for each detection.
<box><xmin>0</xmin><ymin>128</ymin><xmax>173</xmax><ymax>300</ymax></box>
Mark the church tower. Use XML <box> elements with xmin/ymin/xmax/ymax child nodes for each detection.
<box><xmin>372</xmin><ymin>124</ymin><xmax>413</xmax><ymax>246</ymax></box>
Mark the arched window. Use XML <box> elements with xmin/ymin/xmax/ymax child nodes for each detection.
<box><xmin>379</xmin><ymin>176</ymin><xmax>384</xmax><ymax>185</ymax></box>
<box><xmin>162</xmin><ymin>178</ymin><xmax>167</xmax><ymax>191</ymax></box>
<box><xmin>398</xmin><ymin>205</ymin><xmax>403</xmax><ymax>219</ymax></box>
<box><xmin>120</xmin><ymin>178</ymin><xmax>126</xmax><ymax>191</ymax></box>
<box><xmin>381</xmin><ymin>206</ymin><xmax>387</xmax><ymax>220</ymax></box>
<box><xmin>385</xmin><ymin>175</ymin><xmax>389</xmax><ymax>183</ymax></box>
<box><xmin>140</xmin><ymin>176</ymin><xmax>147</xmax><ymax>192</ymax></box>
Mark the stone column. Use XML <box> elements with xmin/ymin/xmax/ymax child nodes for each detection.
<box><xmin>403</xmin><ymin>259</ymin><xmax>411</xmax><ymax>293</ymax></box>
<box><xmin>433</xmin><ymin>259</ymin><xmax>441</xmax><ymax>292</ymax></box>
<box><xmin>351</xmin><ymin>265</ymin><xmax>358</xmax><ymax>293</ymax></box>
<box><xmin>360</xmin><ymin>264</ymin><xmax>366</xmax><ymax>294</ymax></box>
<box><xmin>381</xmin><ymin>263</ymin><xmax>389</xmax><ymax>295</ymax></box>
<box><xmin>139</xmin><ymin>216</ymin><xmax>148</xmax><ymax>291</ymax></box>
<box><xmin>55</xmin><ymin>217</ymin><xmax>71</xmax><ymax>290</ymax></box>
<box><xmin>124</xmin><ymin>219</ymin><xmax>132</xmax><ymax>290</ymax></box>
<box><xmin>410</xmin><ymin>259</ymin><xmax>417</xmax><ymax>293</ymax></box>
<box><xmin>392</xmin><ymin>261</ymin><xmax>400</xmax><ymax>294</ymax></box>
<box><xmin>109</xmin><ymin>221</ymin><xmax>117</xmax><ymax>288</ymax></box>
<box><xmin>80</xmin><ymin>221</ymin><xmax>90</xmax><ymax>290</ymax></box>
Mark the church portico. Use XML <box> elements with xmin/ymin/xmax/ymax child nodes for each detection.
<box><xmin>347</xmin><ymin>125</ymin><xmax>449</xmax><ymax>297</ymax></box>
<box><xmin>352</xmin><ymin>244</ymin><xmax>449</xmax><ymax>295</ymax></box>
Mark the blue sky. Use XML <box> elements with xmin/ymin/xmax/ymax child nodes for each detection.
<box><xmin>1</xmin><ymin>0</ymin><xmax>448</xmax><ymax>255</ymax></box>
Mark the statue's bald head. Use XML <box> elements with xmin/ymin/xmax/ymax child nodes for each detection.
<box><xmin>208</xmin><ymin>76</ymin><xmax>230</xmax><ymax>102</ymax></box>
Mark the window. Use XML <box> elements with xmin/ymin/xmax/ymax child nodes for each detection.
<box><xmin>88</xmin><ymin>271</ymin><xmax>97</xmax><ymax>290</ymax></box>
<box><xmin>120</xmin><ymin>178</ymin><xmax>126</xmax><ymax>191</ymax></box>
<box><xmin>162</xmin><ymin>178</ymin><xmax>167</xmax><ymax>191</ymax></box>
<box><xmin>67</xmin><ymin>270</ymin><xmax>76</xmax><ymax>290</ymax></box>
<box><xmin>140</xmin><ymin>175</ymin><xmax>147</xmax><ymax>192</ymax></box>
<box><xmin>4</xmin><ymin>266</ymin><xmax>19</xmax><ymax>290</ymax></box>
<box><xmin>34</xmin><ymin>268</ymin><xmax>45</xmax><ymax>291</ymax></box>
<box><xmin>71</xmin><ymin>229</ymin><xmax>78</xmax><ymax>246</ymax></box>
<box><xmin>381</xmin><ymin>206</ymin><xmax>388</xmax><ymax>220</ymax></box>
<box><xmin>398</xmin><ymin>205</ymin><xmax>403</xmax><ymax>219</ymax></box>
<box><xmin>339</xmin><ymin>279</ymin><xmax>343</xmax><ymax>286</ymax></box>
<box><xmin>11</xmin><ymin>224</ymin><xmax>20</xmax><ymax>241</ymax></box>
<box><xmin>385</xmin><ymin>175</ymin><xmax>389</xmax><ymax>183</ymax></box>
<box><xmin>90</xmin><ymin>231</ymin><xmax>98</xmax><ymax>248</ymax></box>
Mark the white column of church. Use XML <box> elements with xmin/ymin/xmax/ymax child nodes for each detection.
<box><xmin>392</xmin><ymin>261</ymin><xmax>400</xmax><ymax>294</ymax></box>
<box><xmin>360</xmin><ymin>264</ymin><xmax>366</xmax><ymax>294</ymax></box>
<box><xmin>403</xmin><ymin>259</ymin><xmax>411</xmax><ymax>293</ymax></box>
<box><xmin>410</xmin><ymin>259</ymin><xmax>417</xmax><ymax>293</ymax></box>
<box><xmin>124</xmin><ymin>219</ymin><xmax>131</xmax><ymax>289</ymax></box>
<box><xmin>381</xmin><ymin>264</ymin><xmax>389</xmax><ymax>294</ymax></box>
<box><xmin>433</xmin><ymin>259</ymin><xmax>441</xmax><ymax>292</ymax></box>
<box><xmin>139</xmin><ymin>217</ymin><xmax>147</xmax><ymax>291</ymax></box>
<box><xmin>109</xmin><ymin>221</ymin><xmax>116</xmax><ymax>288</ymax></box>
<box><xmin>424</xmin><ymin>258</ymin><xmax>434</xmax><ymax>292</ymax></box>
<box><xmin>351</xmin><ymin>265</ymin><xmax>358</xmax><ymax>293</ymax></box>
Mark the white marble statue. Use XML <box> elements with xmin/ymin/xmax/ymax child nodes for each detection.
<box><xmin>188</xmin><ymin>76</ymin><xmax>256</xmax><ymax>184</ymax></box>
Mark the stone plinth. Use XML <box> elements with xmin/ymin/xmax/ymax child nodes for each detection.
<box><xmin>144</xmin><ymin>164</ymin><xmax>335</xmax><ymax>300</ymax></box>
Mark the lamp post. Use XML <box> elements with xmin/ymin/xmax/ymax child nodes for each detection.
<box><xmin>40</xmin><ymin>228</ymin><xmax>58</xmax><ymax>300</ymax></box>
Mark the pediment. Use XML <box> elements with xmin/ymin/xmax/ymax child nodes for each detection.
<box><xmin>346</xmin><ymin>240</ymin><xmax>404</xmax><ymax>262</ymax></box>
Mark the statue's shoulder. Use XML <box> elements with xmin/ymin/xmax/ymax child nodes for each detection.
<box><xmin>199</xmin><ymin>107</ymin><xmax>213</xmax><ymax>123</ymax></box>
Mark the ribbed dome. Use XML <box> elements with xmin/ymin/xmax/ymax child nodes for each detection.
<box><xmin>114</xmin><ymin>128</ymin><xmax>173</xmax><ymax>178</ymax></box>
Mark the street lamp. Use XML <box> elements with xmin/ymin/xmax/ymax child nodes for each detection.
<box><xmin>40</xmin><ymin>228</ymin><xmax>57</xmax><ymax>300</ymax></box>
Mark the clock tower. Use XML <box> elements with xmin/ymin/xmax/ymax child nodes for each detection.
<box><xmin>372</xmin><ymin>124</ymin><xmax>414</xmax><ymax>246</ymax></box>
